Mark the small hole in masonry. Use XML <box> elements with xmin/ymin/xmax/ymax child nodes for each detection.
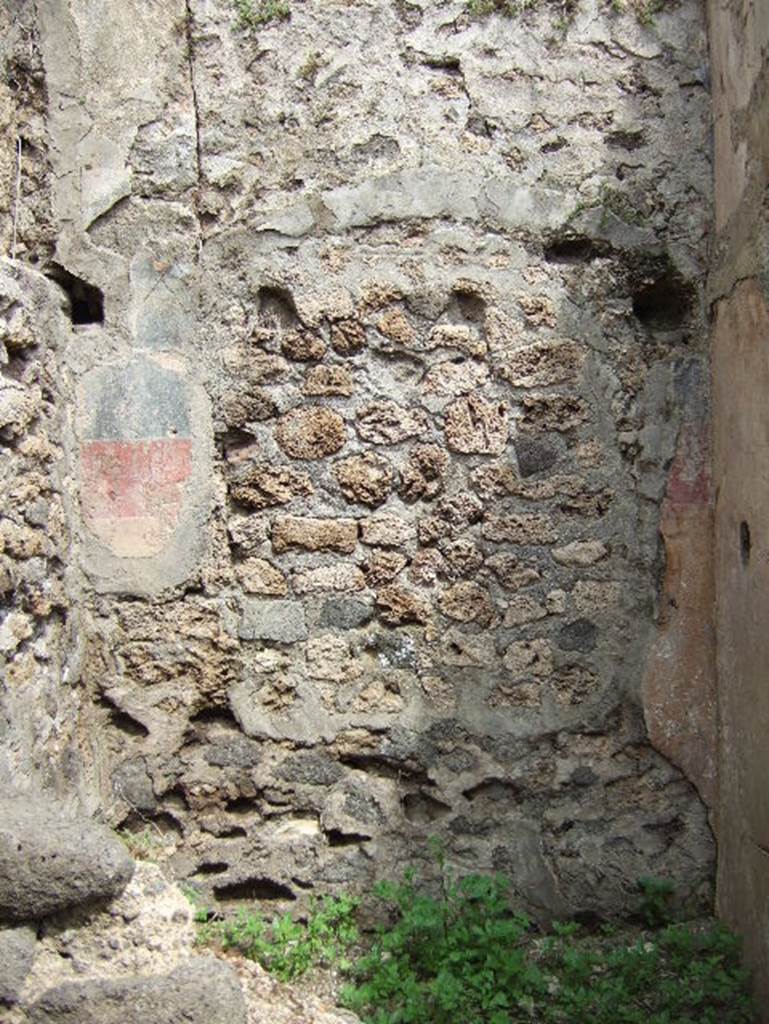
<box><xmin>45</xmin><ymin>262</ymin><xmax>104</xmax><ymax>324</ymax></box>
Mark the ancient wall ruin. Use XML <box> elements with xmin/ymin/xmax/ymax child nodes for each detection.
<box><xmin>0</xmin><ymin>0</ymin><xmax>717</xmax><ymax>929</ymax></box>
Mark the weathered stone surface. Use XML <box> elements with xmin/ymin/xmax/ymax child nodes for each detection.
<box><xmin>482</xmin><ymin>512</ymin><xmax>558</xmax><ymax>545</ymax></box>
<box><xmin>503</xmin><ymin>639</ymin><xmax>553</xmax><ymax>678</ymax></box>
<box><xmin>422</xmin><ymin>360</ymin><xmax>489</xmax><ymax>399</ymax></box>
<box><xmin>293</xmin><ymin>564</ymin><xmax>366</xmax><ymax>594</ymax></box>
<box><xmin>275</xmin><ymin>407</ymin><xmax>346</xmax><ymax>459</ymax></box>
<box><xmin>486</xmin><ymin>554</ymin><xmax>542</xmax><ymax>590</ymax></box>
<box><xmin>281</xmin><ymin>328</ymin><xmax>326</xmax><ymax>362</ymax></box>
<box><xmin>363</xmin><ymin>549</ymin><xmax>408</xmax><ymax>586</ymax></box>
<box><xmin>444</xmin><ymin>396</ymin><xmax>509</xmax><ymax>455</ymax></box>
<box><xmin>377</xmin><ymin>308</ymin><xmax>417</xmax><ymax>346</ymax></box>
<box><xmin>360</xmin><ymin>513</ymin><xmax>417</xmax><ymax>548</ymax></box>
<box><xmin>497</xmin><ymin>339</ymin><xmax>583</xmax><ymax>388</ymax></box>
<box><xmin>272</xmin><ymin>516</ymin><xmax>358</xmax><ymax>554</ymax></box>
<box><xmin>228</xmin><ymin>464</ymin><xmax>313</xmax><ymax>511</ymax></box>
<box><xmin>400</xmin><ymin>444</ymin><xmax>449</xmax><ymax>502</ymax></box>
<box><xmin>239</xmin><ymin>600</ymin><xmax>307</xmax><ymax>642</ymax></box>
<box><xmin>376</xmin><ymin>585</ymin><xmax>431</xmax><ymax>625</ymax></box>
<box><xmin>439</xmin><ymin>582</ymin><xmax>495</xmax><ymax>625</ymax></box>
<box><xmin>519</xmin><ymin>393</ymin><xmax>589</xmax><ymax>432</ymax></box>
<box><xmin>558</xmin><ymin>618</ymin><xmax>598</xmax><ymax>652</ymax></box>
<box><xmin>428</xmin><ymin>324</ymin><xmax>486</xmax><ymax>358</ymax></box>
<box><xmin>0</xmin><ymin>798</ymin><xmax>134</xmax><ymax>922</ymax></box>
<box><xmin>303</xmin><ymin>365</ymin><xmax>354</xmax><ymax>396</ymax></box>
<box><xmin>503</xmin><ymin>594</ymin><xmax>548</xmax><ymax>626</ymax></box>
<box><xmin>318</xmin><ymin>598</ymin><xmax>374</xmax><ymax>630</ymax></box>
<box><xmin>220</xmin><ymin>388</ymin><xmax>277</xmax><ymax>428</ymax></box>
<box><xmin>334</xmin><ymin>453</ymin><xmax>394</xmax><ymax>506</ymax></box>
<box><xmin>0</xmin><ymin>925</ymin><xmax>35</xmax><ymax>1005</ymax></box>
<box><xmin>235</xmin><ymin>558</ymin><xmax>288</xmax><ymax>595</ymax></box>
<box><xmin>27</xmin><ymin>958</ymin><xmax>247</xmax><ymax>1024</ymax></box>
<box><xmin>409</xmin><ymin>548</ymin><xmax>449</xmax><ymax>585</ymax></box>
<box><xmin>330</xmin><ymin>317</ymin><xmax>366</xmax><ymax>354</ymax></box>
<box><xmin>515</xmin><ymin>436</ymin><xmax>559</xmax><ymax>477</ymax></box>
<box><xmin>356</xmin><ymin>401</ymin><xmax>426</xmax><ymax>446</ymax></box>
<box><xmin>306</xmin><ymin>635</ymin><xmax>362</xmax><ymax>682</ymax></box>
<box><xmin>551</xmin><ymin>540</ymin><xmax>608</xmax><ymax>566</ymax></box>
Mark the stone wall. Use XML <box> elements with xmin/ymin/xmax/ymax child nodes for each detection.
<box><xmin>708</xmin><ymin>0</ymin><xmax>769</xmax><ymax>1017</ymax></box>
<box><xmin>0</xmin><ymin>0</ymin><xmax>716</xmax><ymax>922</ymax></box>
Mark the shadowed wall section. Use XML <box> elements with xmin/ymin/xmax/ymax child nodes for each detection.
<box><xmin>708</xmin><ymin>0</ymin><xmax>769</xmax><ymax>1008</ymax></box>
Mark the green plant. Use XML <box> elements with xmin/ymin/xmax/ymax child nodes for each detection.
<box><xmin>233</xmin><ymin>0</ymin><xmax>289</xmax><ymax>30</ymax></box>
<box><xmin>181</xmin><ymin>884</ymin><xmax>212</xmax><ymax>925</ymax></box>
<box><xmin>200</xmin><ymin>892</ymin><xmax>359</xmax><ymax>981</ymax></box>
<box><xmin>466</xmin><ymin>0</ymin><xmax>577</xmax><ymax>19</ymax></box>
<box><xmin>638</xmin><ymin>876</ymin><xmax>676</xmax><ymax>927</ymax></box>
<box><xmin>341</xmin><ymin>869</ymin><xmax>540</xmax><ymax>1024</ymax></box>
<box><xmin>115</xmin><ymin>825</ymin><xmax>164</xmax><ymax>860</ymax></box>
<box><xmin>339</xmin><ymin>866</ymin><xmax>755</xmax><ymax>1024</ymax></box>
<box><xmin>298</xmin><ymin>50</ymin><xmax>325</xmax><ymax>83</ymax></box>
<box><xmin>606</xmin><ymin>0</ymin><xmax>670</xmax><ymax>23</ymax></box>
<box><xmin>192</xmin><ymin>855</ymin><xmax>755</xmax><ymax>1024</ymax></box>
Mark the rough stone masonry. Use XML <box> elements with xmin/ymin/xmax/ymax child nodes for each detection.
<box><xmin>0</xmin><ymin>0</ymin><xmax>716</xmax><ymax>926</ymax></box>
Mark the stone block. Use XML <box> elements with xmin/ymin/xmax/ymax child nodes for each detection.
<box><xmin>275</xmin><ymin>407</ymin><xmax>346</xmax><ymax>459</ymax></box>
<box><xmin>0</xmin><ymin>798</ymin><xmax>134</xmax><ymax>922</ymax></box>
<box><xmin>239</xmin><ymin>600</ymin><xmax>307</xmax><ymax>642</ymax></box>
<box><xmin>445</xmin><ymin>396</ymin><xmax>509</xmax><ymax>455</ymax></box>
<box><xmin>0</xmin><ymin>925</ymin><xmax>35</xmax><ymax>1005</ymax></box>
<box><xmin>272</xmin><ymin>516</ymin><xmax>358</xmax><ymax>554</ymax></box>
<box><xmin>27</xmin><ymin>958</ymin><xmax>247</xmax><ymax>1024</ymax></box>
<box><xmin>334</xmin><ymin>453</ymin><xmax>394</xmax><ymax>506</ymax></box>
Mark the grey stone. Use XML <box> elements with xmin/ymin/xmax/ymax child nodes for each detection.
<box><xmin>27</xmin><ymin>957</ymin><xmax>247</xmax><ymax>1024</ymax></box>
<box><xmin>515</xmin><ymin>437</ymin><xmax>559</xmax><ymax>478</ymax></box>
<box><xmin>0</xmin><ymin>925</ymin><xmax>36</xmax><ymax>1005</ymax></box>
<box><xmin>557</xmin><ymin>619</ymin><xmax>598</xmax><ymax>653</ymax></box>
<box><xmin>0</xmin><ymin>798</ymin><xmax>134</xmax><ymax>922</ymax></box>
<box><xmin>112</xmin><ymin>757</ymin><xmax>156</xmax><ymax>813</ymax></box>
<box><xmin>276</xmin><ymin>751</ymin><xmax>344</xmax><ymax>786</ymax></box>
<box><xmin>319</xmin><ymin>599</ymin><xmax>374</xmax><ymax>630</ymax></box>
<box><xmin>205</xmin><ymin>734</ymin><xmax>262</xmax><ymax>769</ymax></box>
<box><xmin>239</xmin><ymin>599</ymin><xmax>307</xmax><ymax>642</ymax></box>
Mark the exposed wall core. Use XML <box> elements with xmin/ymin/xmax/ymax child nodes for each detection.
<box><xmin>0</xmin><ymin>0</ymin><xmax>716</xmax><ymax>924</ymax></box>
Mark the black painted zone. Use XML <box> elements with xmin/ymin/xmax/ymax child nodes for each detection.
<box><xmin>45</xmin><ymin>263</ymin><xmax>104</xmax><ymax>324</ymax></box>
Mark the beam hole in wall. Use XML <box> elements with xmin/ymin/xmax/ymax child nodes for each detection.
<box><xmin>44</xmin><ymin>263</ymin><xmax>105</xmax><ymax>325</ymax></box>
<box><xmin>543</xmin><ymin>235</ymin><xmax>603</xmax><ymax>264</ymax></box>
<box><xmin>326</xmin><ymin>829</ymin><xmax>371</xmax><ymax>847</ymax></box>
<box><xmin>117</xmin><ymin>810</ymin><xmax>183</xmax><ymax>839</ymax></box>
<box><xmin>631</xmin><ymin>270</ymin><xmax>693</xmax><ymax>330</ymax></box>
<box><xmin>214</xmin><ymin>878</ymin><xmax>297</xmax><ymax>901</ymax></box>
<box><xmin>98</xmin><ymin>696</ymin><xmax>149</xmax><ymax>737</ymax></box>
<box><xmin>194</xmin><ymin>861</ymin><xmax>230</xmax><ymax>877</ymax></box>
<box><xmin>740</xmin><ymin>520</ymin><xmax>751</xmax><ymax>566</ymax></box>
<box><xmin>402</xmin><ymin>791</ymin><xmax>451</xmax><ymax>824</ymax></box>
<box><xmin>226</xmin><ymin>796</ymin><xmax>257</xmax><ymax>815</ymax></box>
<box><xmin>449</xmin><ymin>287</ymin><xmax>486</xmax><ymax>323</ymax></box>
<box><xmin>339</xmin><ymin>752</ymin><xmax>433</xmax><ymax>786</ymax></box>
<box><xmin>462</xmin><ymin>779</ymin><xmax>520</xmax><ymax>804</ymax></box>
<box><xmin>257</xmin><ymin>285</ymin><xmax>299</xmax><ymax>329</ymax></box>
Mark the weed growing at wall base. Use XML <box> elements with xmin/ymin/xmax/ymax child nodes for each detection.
<box><xmin>195</xmin><ymin>866</ymin><xmax>756</xmax><ymax>1024</ymax></box>
<box><xmin>339</xmin><ymin>871</ymin><xmax>756</xmax><ymax>1024</ymax></box>
<box><xmin>198</xmin><ymin>893</ymin><xmax>359</xmax><ymax>981</ymax></box>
